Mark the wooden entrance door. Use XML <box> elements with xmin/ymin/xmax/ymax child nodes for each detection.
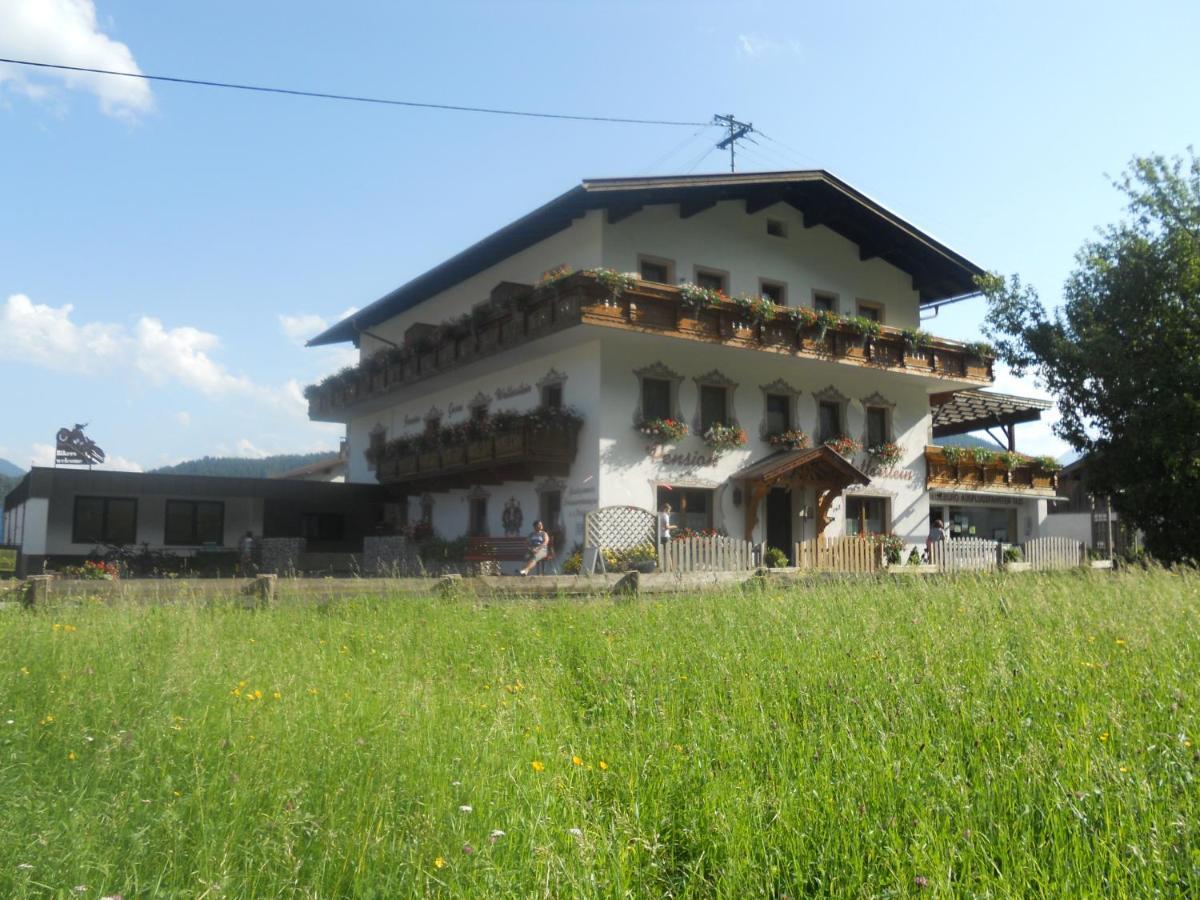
<box><xmin>765</xmin><ymin>487</ymin><xmax>792</xmax><ymax>558</ymax></box>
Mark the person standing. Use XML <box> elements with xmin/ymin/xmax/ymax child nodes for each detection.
<box><xmin>925</xmin><ymin>518</ymin><xmax>946</xmax><ymax>563</ymax></box>
<box><xmin>658</xmin><ymin>502</ymin><xmax>674</xmax><ymax>547</ymax></box>
<box><xmin>239</xmin><ymin>531</ymin><xmax>257</xmax><ymax>572</ymax></box>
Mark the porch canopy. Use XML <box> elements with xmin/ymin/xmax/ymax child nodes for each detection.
<box><xmin>931</xmin><ymin>389</ymin><xmax>1052</xmax><ymax>448</ymax></box>
<box><xmin>733</xmin><ymin>446</ymin><xmax>871</xmax><ymax>538</ymax></box>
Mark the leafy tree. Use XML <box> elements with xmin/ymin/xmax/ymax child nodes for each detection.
<box><xmin>979</xmin><ymin>151</ymin><xmax>1200</xmax><ymax>561</ymax></box>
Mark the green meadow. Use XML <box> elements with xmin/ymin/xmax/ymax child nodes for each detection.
<box><xmin>1</xmin><ymin>569</ymin><xmax>1197</xmax><ymax>897</ymax></box>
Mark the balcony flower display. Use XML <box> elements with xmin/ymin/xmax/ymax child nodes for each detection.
<box><xmin>1034</xmin><ymin>455</ymin><xmax>1063</xmax><ymax>473</ymax></box>
<box><xmin>768</xmin><ymin>429</ymin><xmax>811</xmax><ymax>450</ymax></box>
<box><xmin>677</xmin><ymin>282</ymin><xmax>728</xmax><ymax>312</ymax></box>
<box><xmin>999</xmin><ymin>450</ymin><xmax>1024</xmax><ymax>470</ymax></box>
<box><xmin>844</xmin><ymin>315</ymin><xmax>883</xmax><ymax>345</ymax></box>
<box><xmin>868</xmin><ymin>441</ymin><xmax>903</xmax><ymax>466</ymax></box>
<box><xmin>583</xmin><ymin>267</ymin><xmax>638</xmax><ymax>298</ymax></box>
<box><xmin>940</xmin><ymin>445</ymin><xmax>969</xmax><ymax>466</ymax></box>
<box><xmin>524</xmin><ymin>405</ymin><xmax>584</xmax><ymax>431</ymax></box>
<box><xmin>970</xmin><ymin>447</ymin><xmax>997</xmax><ymax>466</ymax></box>
<box><xmin>900</xmin><ymin>328</ymin><xmax>932</xmax><ymax>353</ymax></box>
<box><xmin>732</xmin><ymin>293</ymin><xmax>778</xmax><ymax>324</ymax></box>
<box><xmin>637</xmin><ymin>418</ymin><xmax>688</xmax><ymax>443</ymax></box>
<box><xmin>813</xmin><ymin>310</ymin><xmax>843</xmax><ymax>342</ymax></box>
<box><xmin>965</xmin><ymin>340</ymin><xmax>996</xmax><ymax>361</ymax></box>
<box><xmin>537</xmin><ymin>264</ymin><xmax>575</xmax><ymax>289</ymax></box>
<box><xmin>824</xmin><ymin>434</ymin><xmax>862</xmax><ymax>460</ymax></box>
<box><xmin>704</xmin><ymin>423</ymin><xmax>748</xmax><ymax>455</ymax></box>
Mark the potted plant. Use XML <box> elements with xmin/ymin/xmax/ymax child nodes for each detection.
<box><xmin>998</xmin><ymin>450</ymin><xmax>1023</xmax><ymax>483</ymax></box>
<box><xmin>940</xmin><ymin>444</ymin><xmax>968</xmax><ymax>477</ymax></box>
<box><xmin>965</xmin><ymin>340</ymin><xmax>996</xmax><ymax>363</ymax></box>
<box><xmin>900</xmin><ymin>328</ymin><xmax>932</xmax><ymax>355</ymax></box>
<box><xmin>869</xmin><ymin>441</ymin><xmax>903</xmax><ymax>467</ymax></box>
<box><xmin>844</xmin><ymin>315</ymin><xmax>882</xmax><ymax>349</ymax></box>
<box><xmin>584</xmin><ymin>267</ymin><xmax>637</xmax><ymax>299</ymax></box>
<box><xmin>637</xmin><ymin>418</ymin><xmax>688</xmax><ymax>444</ymax></box>
<box><xmin>703</xmin><ymin>423</ymin><xmax>748</xmax><ymax>455</ymax></box>
<box><xmin>824</xmin><ymin>434</ymin><xmax>862</xmax><ymax>460</ymax></box>
<box><xmin>1003</xmin><ymin>545</ymin><xmax>1032</xmax><ymax>572</ymax></box>
<box><xmin>814</xmin><ymin>310</ymin><xmax>842</xmax><ymax>344</ymax></box>
<box><xmin>768</xmin><ymin>429</ymin><xmax>811</xmax><ymax>450</ymax></box>
<box><xmin>971</xmin><ymin>447</ymin><xmax>997</xmax><ymax>468</ymax></box>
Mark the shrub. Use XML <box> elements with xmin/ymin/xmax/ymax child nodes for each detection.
<box><xmin>1003</xmin><ymin>545</ymin><xmax>1023</xmax><ymax>563</ymax></box>
<box><xmin>763</xmin><ymin>546</ymin><xmax>789</xmax><ymax>568</ymax></box>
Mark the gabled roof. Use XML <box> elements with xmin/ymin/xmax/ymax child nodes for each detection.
<box><xmin>309</xmin><ymin>170</ymin><xmax>987</xmax><ymax>346</ymax></box>
<box><xmin>732</xmin><ymin>445</ymin><xmax>871</xmax><ymax>487</ymax></box>
<box><xmin>931</xmin><ymin>389</ymin><xmax>1052</xmax><ymax>438</ymax></box>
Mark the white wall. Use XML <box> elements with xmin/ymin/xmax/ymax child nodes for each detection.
<box><xmin>347</xmin><ymin>341</ymin><xmax>602</xmax><ymax>568</ymax></box>
<box><xmin>1037</xmin><ymin>510</ymin><xmax>1093</xmax><ymax>546</ymax></box>
<box><xmin>601</xmin><ymin>200</ymin><xmax>922</xmax><ymax>328</ymax></box>
<box><xmin>595</xmin><ymin>333</ymin><xmax>932</xmax><ymax>554</ymax></box>
<box><xmin>360</xmin><ymin>211</ymin><xmax>604</xmax><ymax>355</ymax></box>
<box><xmin>12</xmin><ymin>498</ymin><xmax>49</xmax><ymax>555</ymax></box>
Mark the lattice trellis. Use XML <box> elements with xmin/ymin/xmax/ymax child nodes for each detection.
<box><xmin>584</xmin><ymin>505</ymin><xmax>656</xmax><ymax>562</ymax></box>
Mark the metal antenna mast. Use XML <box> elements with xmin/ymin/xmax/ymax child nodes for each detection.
<box><xmin>713</xmin><ymin>113</ymin><xmax>754</xmax><ymax>172</ymax></box>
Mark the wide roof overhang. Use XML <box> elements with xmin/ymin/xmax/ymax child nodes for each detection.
<box><xmin>733</xmin><ymin>445</ymin><xmax>872</xmax><ymax>488</ymax></box>
<box><xmin>309</xmin><ymin>170</ymin><xmax>987</xmax><ymax>346</ymax></box>
<box><xmin>931</xmin><ymin>389</ymin><xmax>1052</xmax><ymax>438</ymax></box>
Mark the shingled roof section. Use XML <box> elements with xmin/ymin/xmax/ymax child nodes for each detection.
<box><xmin>308</xmin><ymin>170</ymin><xmax>987</xmax><ymax>346</ymax></box>
<box><xmin>931</xmin><ymin>390</ymin><xmax>1052</xmax><ymax>438</ymax></box>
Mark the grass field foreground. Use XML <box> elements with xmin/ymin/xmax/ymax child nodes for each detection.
<box><xmin>1</xmin><ymin>569</ymin><xmax>1198</xmax><ymax>896</ymax></box>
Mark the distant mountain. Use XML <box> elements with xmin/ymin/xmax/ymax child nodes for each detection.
<box><xmin>0</xmin><ymin>458</ymin><xmax>23</xmax><ymax>478</ymax></box>
<box><xmin>149</xmin><ymin>452</ymin><xmax>336</xmax><ymax>479</ymax></box>
<box><xmin>933</xmin><ymin>434</ymin><xmax>999</xmax><ymax>449</ymax></box>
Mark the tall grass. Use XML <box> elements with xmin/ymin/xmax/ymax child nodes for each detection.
<box><xmin>1</xmin><ymin>569</ymin><xmax>1197</xmax><ymax>896</ymax></box>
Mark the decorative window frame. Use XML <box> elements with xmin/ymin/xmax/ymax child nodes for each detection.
<box><xmin>855</xmin><ymin>299</ymin><xmax>885</xmax><ymax>324</ymax></box>
<box><xmin>366</xmin><ymin>423</ymin><xmax>387</xmax><ymax>471</ymax></box>
<box><xmin>812</xmin><ymin>289</ymin><xmax>840</xmax><ymax>313</ymax></box>
<box><xmin>812</xmin><ymin>385</ymin><xmax>850</xmax><ymax>442</ymax></box>
<box><xmin>758</xmin><ymin>278</ymin><xmax>788</xmax><ymax>306</ymax></box>
<box><xmin>535</xmin><ymin>478</ymin><xmax>566</xmax><ymax>534</ymax></box>
<box><xmin>759</xmin><ymin>378</ymin><xmax>802</xmax><ymax>438</ymax></box>
<box><xmin>633</xmin><ymin>361</ymin><xmax>684</xmax><ymax>425</ymax></box>
<box><xmin>693</xmin><ymin>369</ymin><xmax>740</xmax><ymax>434</ymax></box>
<box><xmin>860</xmin><ymin>391</ymin><xmax>896</xmax><ymax>446</ymax></box>
<box><xmin>637</xmin><ymin>254</ymin><xmax>676</xmax><ymax>284</ymax></box>
<box><xmin>466</xmin><ymin>486</ymin><xmax>490</xmax><ymax>537</ymax></box>
<box><xmin>537</xmin><ymin>368</ymin><xmax>568</xmax><ymax>408</ymax></box>
<box><xmin>467</xmin><ymin>392</ymin><xmax>491</xmax><ymax>419</ymax></box>
<box><xmin>693</xmin><ymin>265</ymin><xmax>730</xmax><ymax>294</ymax></box>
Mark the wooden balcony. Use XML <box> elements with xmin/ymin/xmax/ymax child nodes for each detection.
<box><xmin>925</xmin><ymin>446</ymin><xmax>1058</xmax><ymax>497</ymax></box>
<box><xmin>307</xmin><ymin>272</ymin><xmax>993</xmax><ymax>422</ymax></box>
<box><xmin>374</xmin><ymin>423</ymin><xmax>580</xmax><ymax>491</ymax></box>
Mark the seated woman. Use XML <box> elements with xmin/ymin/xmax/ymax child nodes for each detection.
<box><xmin>517</xmin><ymin>520</ymin><xmax>550</xmax><ymax>576</ymax></box>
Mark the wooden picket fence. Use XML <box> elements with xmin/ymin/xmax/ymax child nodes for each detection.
<box><xmin>929</xmin><ymin>537</ymin><xmax>999</xmax><ymax>572</ymax></box>
<box><xmin>1024</xmin><ymin>536</ymin><xmax>1086</xmax><ymax>570</ymax></box>
<box><xmin>660</xmin><ymin>536</ymin><xmax>759</xmax><ymax>573</ymax></box>
<box><xmin>793</xmin><ymin>536</ymin><xmax>883</xmax><ymax>573</ymax></box>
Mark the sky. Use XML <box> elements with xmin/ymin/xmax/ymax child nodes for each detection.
<box><xmin>2</xmin><ymin>0</ymin><xmax>1198</xmax><ymax>471</ymax></box>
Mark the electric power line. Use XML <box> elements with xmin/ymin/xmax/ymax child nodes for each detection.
<box><xmin>0</xmin><ymin>56</ymin><xmax>711</xmax><ymax>127</ymax></box>
<box><xmin>641</xmin><ymin>126</ymin><xmax>719</xmax><ymax>174</ymax></box>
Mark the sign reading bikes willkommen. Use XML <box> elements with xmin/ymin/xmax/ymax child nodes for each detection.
<box><xmin>55</xmin><ymin>423</ymin><xmax>106</xmax><ymax>468</ymax></box>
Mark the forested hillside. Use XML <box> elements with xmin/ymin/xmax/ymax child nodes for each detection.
<box><xmin>148</xmin><ymin>452</ymin><xmax>334</xmax><ymax>479</ymax></box>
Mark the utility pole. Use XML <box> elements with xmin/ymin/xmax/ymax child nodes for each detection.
<box><xmin>713</xmin><ymin>113</ymin><xmax>754</xmax><ymax>173</ymax></box>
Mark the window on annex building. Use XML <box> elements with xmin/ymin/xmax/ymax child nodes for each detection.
<box><xmin>765</xmin><ymin>393</ymin><xmax>791</xmax><ymax>436</ymax></box>
<box><xmin>641</xmin><ymin>377</ymin><xmax>672</xmax><ymax>422</ymax></box>
<box><xmin>656</xmin><ymin>486</ymin><xmax>714</xmax><ymax>532</ymax></box>
<box><xmin>759</xmin><ymin>279</ymin><xmax>786</xmax><ymax>305</ymax></box>
<box><xmin>72</xmin><ymin>496</ymin><xmax>137</xmax><ymax>545</ymax></box>
<box><xmin>845</xmin><ymin>497</ymin><xmax>888</xmax><ymax>536</ymax></box>
<box><xmin>164</xmin><ymin>500</ymin><xmax>224</xmax><ymax>546</ymax></box>
<box><xmin>818</xmin><ymin>400</ymin><xmax>843</xmax><ymax>443</ymax></box>
<box><xmin>638</xmin><ymin>256</ymin><xmax>674</xmax><ymax>284</ymax></box>
<box><xmin>866</xmin><ymin>407</ymin><xmax>890</xmax><ymax>448</ymax></box>
<box><xmin>699</xmin><ymin>384</ymin><xmax>730</xmax><ymax>433</ymax></box>
<box><xmin>813</xmin><ymin>291</ymin><xmax>838</xmax><ymax>313</ymax></box>
<box><xmin>694</xmin><ymin>267</ymin><xmax>728</xmax><ymax>293</ymax></box>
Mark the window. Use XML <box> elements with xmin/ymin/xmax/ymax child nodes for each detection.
<box><xmin>468</xmin><ymin>496</ymin><xmax>488</xmax><ymax>537</ymax></box>
<box><xmin>765</xmin><ymin>393</ymin><xmax>791</xmax><ymax>435</ymax></box>
<box><xmin>699</xmin><ymin>384</ymin><xmax>729</xmax><ymax>432</ymax></box>
<box><xmin>656</xmin><ymin>486</ymin><xmax>713</xmax><ymax>531</ymax></box>
<box><xmin>813</xmin><ymin>291</ymin><xmax>838</xmax><ymax>313</ymax></box>
<box><xmin>301</xmin><ymin>513</ymin><xmax>345</xmax><ymax>542</ymax></box>
<box><xmin>424</xmin><ymin>417</ymin><xmax>441</xmax><ymax>440</ymax></box>
<box><xmin>695</xmin><ymin>267</ymin><xmax>728</xmax><ymax>293</ymax></box>
<box><xmin>541</xmin><ymin>382</ymin><xmax>563</xmax><ymax>409</ymax></box>
<box><xmin>72</xmin><ymin>496</ymin><xmax>137</xmax><ymax>545</ymax></box>
<box><xmin>539</xmin><ymin>490</ymin><xmax>563</xmax><ymax>545</ymax></box>
<box><xmin>818</xmin><ymin>400</ymin><xmax>842</xmax><ymax>442</ymax></box>
<box><xmin>638</xmin><ymin>256</ymin><xmax>674</xmax><ymax>284</ymax></box>
<box><xmin>766</xmin><ymin>218</ymin><xmax>787</xmax><ymax>238</ymax></box>
<box><xmin>642</xmin><ymin>377</ymin><xmax>672</xmax><ymax>421</ymax></box>
<box><xmin>367</xmin><ymin>428</ymin><xmax>386</xmax><ymax>470</ymax></box>
<box><xmin>420</xmin><ymin>494</ymin><xmax>434</xmax><ymax>524</ymax></box>
<box><xmin>846</xmin><ymin>497</ymin><xmax>888</xmax><ymax>536</ymax></box>
<box><xmin>164</xmin><ymin>500</ymin><xmax>224</xmax><ymax>546</ymax></box>
<box><xmin>856</xmin><ymin>301</ymin><xmax>883</xmax><ymax>323</ymax></box>
<box><xmin>759</xmin><ymin>279</ymin><xmax>786</xmax><ymax>305</ymax></box>
<box><xmin>866</xmin><ymin>407</ymin><xmax>890</xmax><ymax>447</ymax></box>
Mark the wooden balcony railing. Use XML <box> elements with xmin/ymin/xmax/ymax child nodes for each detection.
<box><xmin>307</xmin><ymin>272</ymin><xmax>994</xmax><ymax>421</ymax></box>
<box><xmin>374</xmin><ymin>423</ymin><xmax>580</xmax><ymax>491</ymax></box>
<box><xmin>925</xmin><ymin>446</ymin><xmax>1059</xmax><ymax>496</ymax></box>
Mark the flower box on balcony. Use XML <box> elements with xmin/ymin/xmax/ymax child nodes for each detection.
<box><xmin>760</xmin><ymin>321</ymin><xmax>794</xmax><ymax>349</ymax></box>
<box><xmin>418</xmin><ymin>450</ymin><xmax>440</xmax><ymax>471</ymax></box>
<box><xmin>395</xmin><ymin>455</ymin><xmax>417</xmax><ymax>477</ymax></box>
<box><xmin>494</xmin><ymin>430</ymin><xmax>525</xmax><ymax>458</ymax></box>
<box><xmin>466</xmin><ymin>438</ymin><xmax>493</xmax><ymax>463</ymax></box>
<box><xmin>441</xmin><ymin>445</ymin><xmax>466</xmax><ymax>467</ymax></box>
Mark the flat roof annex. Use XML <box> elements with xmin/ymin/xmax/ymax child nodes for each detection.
<box><xmin>309</xmin><ymin>170</ymin><xmax>987</xmax><ymax>347</ymax></box>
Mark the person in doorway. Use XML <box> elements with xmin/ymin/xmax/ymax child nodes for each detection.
<box><xmin>658</xmin><ymin>502</ymin><xmax>674</xmax><ymax>547</ymax></box>
<box><xmin>239</xmin><ymin>531</ymin><xmax>257</xmax><ymax>571</ymax></box>
<box><xmin>517</xmin><ymin>520</ymin><xmax>550</xmax><ymax>576</ymax></box>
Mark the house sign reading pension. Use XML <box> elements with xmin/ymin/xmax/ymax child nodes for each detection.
<box><xmin>55</xmin><ymin>423</ymin><xmax>105</xmax><ymax>468</ymax></box>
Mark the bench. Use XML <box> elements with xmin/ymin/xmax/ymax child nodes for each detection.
<box><xmin>465</xmin><ymin>536</ymin><xmax>554</xmax><ymax>575</ymax></box>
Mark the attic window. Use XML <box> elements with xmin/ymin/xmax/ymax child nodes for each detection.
<box><xmin>766</xmin><ymin>219</ymin><xmax>787</xmax><ymax>238</ymax></box>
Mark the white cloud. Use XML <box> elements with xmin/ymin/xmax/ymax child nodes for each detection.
<box><xmin>174</xmin><ymin>411</ymin><xmax>191</xmax><ymax>428</ymax></box>
<box><xmin>235</xmin><ymin>438</ymin><xmax>270</xmax><ymax>459</ymax></box>
<box><xmin>279</xmin><ymin>313</ymin><xmax>330</xmax><ymax>346</ymax></box>
<box><xmin>735</xmin><ymin>33</ymin><xmax>803</xmax><ymax>60</ymax></box>
<box><xmin>29</xmin><ymin>442</ymin><xmax>142</xmax><ymax>472</ymax></box>
<box><xmin>0</xmin><ymin>0</ymin><xmax>153</xmax><ymax>119</ymax></box>
<box><xmin>2</xmin><ymin>293</ymin><xmax>252</xmax><ymax>396</ymax></box>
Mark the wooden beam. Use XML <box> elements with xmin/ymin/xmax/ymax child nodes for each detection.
<box><xmin>801</xmin><ymin>206</ymin><xmax>827</xmax><ymax>229</ymax></box>
<box><xmin>744</xmin><ymin>194</ymin><xmax>775</xmax><ymax>216</ymax></box>
<box><xmin>858</xmin><ymin>242</ymin><xmax>896</xmax><ymax>262</ymax></box>
<box><xmin>607</xmin><ymin>204</ymin><xmax>643</xmax><ymax>225</ymax></box>
<box><xmin>680</xmin><ymin>198</ymin><xmax>716</xmax><ymax>219</ymax></box>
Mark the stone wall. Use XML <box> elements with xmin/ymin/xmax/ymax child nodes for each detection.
<box><xmin>362</xmin><ymin>535</ymin><xmax>423</xmax><ymax>576</ymax></box>
<box><xmin>259</xmin><ymin>537</ymin><xmax>305</xmax><ymax>575</ymax></box>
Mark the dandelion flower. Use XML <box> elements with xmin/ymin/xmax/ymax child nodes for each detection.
<box><xmin>434</xmin><ymin>856</ymin><xmax>446</xmax><ymax>869</ymax></box>
<box><xmin>599</xmin><ymin>760</ymin><xmax>609</xmax><ymax>771</ymax></box>
<box><xmin>1100</xmin><ymin>732</ymin><xmax>1109</xmax><ymax>742</ymax></box>
<box><xmin>572</xmin><ymin>755</ymin><xmax>583</xmax><ymax>766</ymax></box>
<box><xmin>20</xmin><ymin>667</ymin><xmax>29</xmax><ymax>676</ymax></box>
<box><xmin>1115</xmin><ymin>638</ymin><xmax>1126</xmax><ymax>646</ymax></box>
<box><xmin>67</xmin><ymin>752</ymin><xmax>76</xmax><ymax>761</ymax></box>
<box><xmin>531</xmin><ymin>760</ymin><xmax>545</xmax><ymax>772</ymax></box>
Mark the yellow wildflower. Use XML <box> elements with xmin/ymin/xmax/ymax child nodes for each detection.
<box><xmin>67</xmin><ymin>752</ymin><xmax>76</xmax><ymax>761</ymax></box>
<box><xmin>272</xmin><ymin>691</ymin><xmax>282</xmax><ymax>701</ymax></box>
<box><xmin>253</xmin><ymin>689</ymin><xmax>263</xmax><ymax>700</ymax></box>
<box><xmin>1115</xmin><ymin>638</ymin><xmax>1126</xmax><ymax>646</ymax></box>
<box><xmin>572</xmin><ymin>755</ymin><xmax>583</xmax><ymax>766</ymax></box>
<box><xmin>307</xmin><ymin>688</ymin><xmax>319</xmax><ymax>696</ymax></box>
<box><xmin>531</xmin><ymin>760</ymin><xmax>545</xmax><ymax>772</ymax></box>
<box><xmin>1100</xmin><ymin>732</ymin><xmax>1109</xmax><ymax>742</ymax></box>
<box><xmin>599</xmin><ymin>760</ymin><xmax>609</xmax><ymax>771</ymax></box>
<box><xmin>434</xmin><ymin>856</ymin><xmax>446</xmax><ymax>869</ymax></box>
<box><xmin>20</xmin><ymin>667</ymin><xmax>29</xmax><ymax>676</ymax></box>
<box><xmin>1119</xmin><ymin>766</ymin><xmax>1129</xmax><ymax>773</ymax></box>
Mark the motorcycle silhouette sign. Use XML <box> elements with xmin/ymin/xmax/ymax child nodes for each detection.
<box><xmin>56</xmin><ymin>423</ymin><xmax>106</xmax><ymax>467</ymax></box>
